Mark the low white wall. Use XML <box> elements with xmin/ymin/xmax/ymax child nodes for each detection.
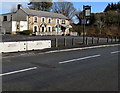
<box><xmin>12</xmin><ymin>21</ymin><xmax>17</xmax><ymax>33</ymax></box>
<box><xmin>27</xmin><ymin>40</ymin><xmax>51</xmax><ymax>50</ymax></box>
<box><xmin>0</xmin><ymin>40</ymin><xmax>51</xmax><ymax>53</ymax></box>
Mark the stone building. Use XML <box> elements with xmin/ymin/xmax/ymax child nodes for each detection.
<box><xmin>1</xmin><ymin>4</ymin><xmax>77</xmax><ymax>36</ymax></box>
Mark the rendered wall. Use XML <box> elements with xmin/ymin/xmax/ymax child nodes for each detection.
<box><xmin>0</xmin><ymin>40</ymin><xmax>51</xmax><ymax>53</ymax></box>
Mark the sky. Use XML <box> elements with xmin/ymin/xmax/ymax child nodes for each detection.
<box><xmin>0</xmin><ymin>0</ymin><xmax>119</xmax><ymax>14</ymax></box>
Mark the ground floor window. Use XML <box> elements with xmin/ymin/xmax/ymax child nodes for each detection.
<box><xmin>42</xmin><ymin>27</ymin><xmax>44</xmax><ymax>32</ymax></box>
<box><xmin>33</xmin><ymin>26</ymin><xmax>38</xmax><ymax>33</ymax></box>
<box><xmin>48</xmin><ymin>27</ymin><xmax>52</xmax><ymax>32</ymax></box>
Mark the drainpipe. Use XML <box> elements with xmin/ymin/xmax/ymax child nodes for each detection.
<box><xmin>27</xmin><ymin>16</ymin><xmax>29</xmax><ymax>31</ymax></box>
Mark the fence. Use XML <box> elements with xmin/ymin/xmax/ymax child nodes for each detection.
<box><xmin>53</xmin><ymin>37</ymin><xmax>119</xmax><ymax>47</ymax></box>
<box><xmin>0</xmin><ymin>40</ymin><xmax>51</xmax><ymax>53</ymax></box>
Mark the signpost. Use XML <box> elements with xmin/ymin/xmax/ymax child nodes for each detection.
<box><xmin>82</xmin><ymin>5</ymin><xmax>91</xmax><ymax>44</ymax></box>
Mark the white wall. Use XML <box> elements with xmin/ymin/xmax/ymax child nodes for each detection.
<box><xmin>12</xmin><ymin>21</ymin><xmax>17</xmax><ymax>33</ymax></box>
<box><xmin>0</xmin><ymin>40</ymin><xmax>51</xmax><ymax>53</ymax></box>
<box><xmin>20</xmin><ymin>21</ymin><xmax>28</xmax><ymax>31</ymax></box>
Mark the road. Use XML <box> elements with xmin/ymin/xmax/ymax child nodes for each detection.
<box><xmin>1</xmin><ymin>44</ymin><xmax>119</xmax><ymax>91</ymax></box>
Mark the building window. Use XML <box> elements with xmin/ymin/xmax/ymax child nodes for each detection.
<box><xmin>57</xmin><ymin>19</ymin><xmax>59</xmax><ymax>24</ymax></box>
<box><xmin>34</xmin><ymin>16</ymin><xmax>38</xmax><ymax>23</ymax></box>
<box><xmin>56</xmin><ymin>19</ymin><xmax>60</xmax><ymax>24</ymax></box>
<box><xmin>34</xmin><ymin>26</ymin><xmax>38</xmax><ymax>33</ymax></box>
<box><xmin>48</xmin><ymin>27</ymin><xmax>51</xmax><ymax>32</ymax></box>
<box><xmin>3</xmin><ymin>16</ymin><xmax>7</xmax><ymax>21</ymax></box>
<box><xmin>62</xmin><ymin>20</ymin><xmax>65</xmax><ymax>24</ymax></box>
<box><xmin>48</xmin><ymin>18</ymin><xmax>51</xmax><ymax>23</ymax></box>
<box><xmin>17</xmin><ymin>24</ymin><xmax>19</xmax><ymax>29</ymax></box>
<box><xmin>42</xmin><ymin>18</ymin><xmax>45</xmax><ymax>23</ymax></box>
<box><xmin>41</xmin><ymin>27</ymin><xmax>45</xmax><ymax>32</ymax></box>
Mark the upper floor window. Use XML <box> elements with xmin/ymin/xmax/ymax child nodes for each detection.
<box><xmin>56</xmin><ymin>19</ymin><xmax>60</xmax><ymax>24</ymax></box>
<box><xmin>48</xmin><ymin>18</ymin><xmax>51</xmax><ymax>23</ymax></box>
<box><xmin>3</xmin><ymin>16</ymin><xmax>7</xmax><ymax>21</ymax></box>
<box><xmin>57</xmin><ymin>19</ymin><xmax>59</xmax><ymax>24</ymax></box>
<box><xmin>62</xmin><ymin>20</ymin><xmax>66</xmax><ymax>24</ymax></box>
<box><xmin>34</xmin><ymin>16</ymin><xmax>38</xmax><ymax>23</ymax></box>
<box><xmin>42</xmin><ymin>18</ymin><xmax>45</xmax><ymax>23</ymax></box>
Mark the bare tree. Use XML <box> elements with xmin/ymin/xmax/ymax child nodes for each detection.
<box><xmin>52</xmin><ymin>0</ymin><xmax>76</xmax><ymax>20</ymax></box>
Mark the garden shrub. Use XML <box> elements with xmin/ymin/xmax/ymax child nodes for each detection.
<box><xmin>19</xmin><ymin>30</ymin><xmax>32</xmax><ymax>35</ymax></box>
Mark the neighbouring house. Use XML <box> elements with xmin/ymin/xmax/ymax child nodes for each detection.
<box><xmin>0</xmin><ymin>4</ymin><xmax>77</xmax><ymax>36</ymax></box>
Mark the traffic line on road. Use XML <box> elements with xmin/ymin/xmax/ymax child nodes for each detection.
<box><xmin>0</xmin><ymin>67</ymin><xmax>37</xmax><ymax>77</ymax></box>
<box><xmin>111</xmin><ymin>51</ymin><xmax>120</xmax><ymax>54</ymax></box>
<box><xmin>59</xmin><ymin>54</ymin><xmax>101</xmax><ymax>64</ymax></box>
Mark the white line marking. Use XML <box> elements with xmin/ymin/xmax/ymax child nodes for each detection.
<box><xmin>111</xmin><ymin>51</ymin><xmax>120</xmax><ymax>54</ymax></box>
<box><xmin>0</xmin><ymin>67</ymin><xmax>37</xmax><ymax>77</ymax></box>
<box><xmin>59</xmin><ymin>54</ymin><xmax>101</xmax><ymax>64</ymax></box>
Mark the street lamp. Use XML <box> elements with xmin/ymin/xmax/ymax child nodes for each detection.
<box><xmin>82</xmin><ymin>5</ymin><xmax>91</xmax><ymax>44</ymax></box>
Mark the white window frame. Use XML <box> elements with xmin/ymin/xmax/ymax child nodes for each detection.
<box><xmin>56</xmin><ymin>19</ymin><xmax>60</xmax><ymax>24</ymax></box>
<box><xmin>48</xmin><ymin>18</ymin><xmax>52</xmax><ymax>23</ymax></box>
<box><xmin>47</xmin><ymin>25</ymin><xmax>52</xmax><ymax>32</ymax></box>
<box><xmin>40</xmin><ymin>24</ymin><xmax>47</xmax><ymax>32</ymax></box>
<box><xmin>33</xmin><ymin>16</ymin><xmax>38</xmax><ymax>23</ymax></box>
<box><xmin>33</xmin><ymin>25</ymin><xmax>38</xmax><ymax>33</ymax></box>
<box><xmin>41</xmin><ymin>17</ymin><xmax>46</xmax><ymax>23</ymax></box>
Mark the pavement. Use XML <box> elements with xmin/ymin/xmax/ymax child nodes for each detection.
<box><xmin>1</xmin><ymin>43</ymin><xmax>120</xmax><ymax>91</ymax></box>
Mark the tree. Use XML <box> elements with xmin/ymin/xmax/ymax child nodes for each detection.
<box><xmin>52</xmin><ymin>0</ymin><xmax>76</xmax><ymax>20</ymax></box>
<box><xmin>28</xmin><ymin>0</ymin><xmax>53</xmax><ymax>11</ymax></box>
<box><xmin>104</xmin><ymin>2</ymin><xmax>120</xmax><ymax>12</ymax></box>
<box><xmin>75</xmin><ymin>10</ymin><xmax>83</xmax><ymax>24</ymax></box>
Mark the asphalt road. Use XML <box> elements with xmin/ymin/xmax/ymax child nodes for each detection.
<box><xmin>1</xmin><ymin>45</ymin><xmax>119</xmax><ymax>91</ymax></box>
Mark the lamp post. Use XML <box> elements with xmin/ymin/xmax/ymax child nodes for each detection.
<box><xmin>82</xmin><ymin>5</ymin><xmax>91</xmax><ymax>44</ymax></box>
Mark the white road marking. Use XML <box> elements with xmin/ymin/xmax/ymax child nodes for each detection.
<box><xmin>111</xmin><ymin>51</ymin><xmax>120</xmax><ymax>54</ymax></box>
<box><xmin>59</xmin><ymin>54</ymin><xmax>101</xmax><ymax>64</ymax></box>
<box><xmin>0</xmin><ymin>67</ymin><xmax>37</xmax><ymax>77</ymax></box>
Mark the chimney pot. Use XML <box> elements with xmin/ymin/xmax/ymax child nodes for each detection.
<box><xmin>18</xmin><ymin>4</ymin><xmax>22</xmax><ymax>10</ymax></box>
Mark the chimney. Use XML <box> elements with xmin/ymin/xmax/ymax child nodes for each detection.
<box><xmin>17</xmin><ymin>4</ymin><xmax>22</xmax><ymax>10</ymax></box>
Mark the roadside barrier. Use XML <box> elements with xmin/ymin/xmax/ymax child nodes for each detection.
<box><xmin>0</xmin><ymin>40</ymin><xmax>51</xmax><ymax>53</ymax></box>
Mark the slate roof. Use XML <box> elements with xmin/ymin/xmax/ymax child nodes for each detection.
<box><xmin>21</xmin><ymin>8</ymin><xmax>69</xmax><ymax>19</ymax></box>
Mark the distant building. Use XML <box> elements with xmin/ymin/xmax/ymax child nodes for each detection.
<box><xmin>0</xmin><ymin>4</ymin><xmax>77</xmax><ymax>36</ymax></box>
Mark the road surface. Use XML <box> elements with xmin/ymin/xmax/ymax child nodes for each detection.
<box><xmin>1</xmin><ymin>44</ymin><xmax>119</xmax><ymax>91</ymax></box>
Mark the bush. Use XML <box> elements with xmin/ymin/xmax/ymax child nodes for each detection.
<box><xmin>19</xmin><ymin>30</ymin><xmax>32</xmax><ymax>35</ymax></box>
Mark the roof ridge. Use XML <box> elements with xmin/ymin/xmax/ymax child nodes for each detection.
<box><xmin>21</xmin><ymin>8</ymin><xmax>68</xmax><ymax>19</ymax></box>
<box><xmin>22</xmin><ymin>8</ymin><xmax>64</xmax><ymax>15</ymax></box>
